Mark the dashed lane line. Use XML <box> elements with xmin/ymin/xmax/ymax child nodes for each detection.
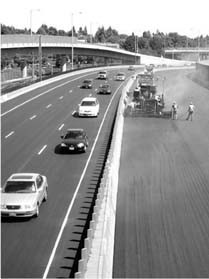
<box><xmin>30</xmin><ymin>115</ymin><xmax>37</xmax><ymax>120</ymax></box>
<box><xmin>46</xmin><ymin>104</ymin><xmax>52</xmax><ymax>109</ymax></box>
<box><xmin>5</xmin><ymin>131</ymin><xmax>14</xmax><ymax>138</ymax></box>
<box><xmin>38</xmin><ymin>145</ymin><xmax>47</xmax><ymax>155</ymax></box>
<box><xmin>58</xmin><ymin>124</ymin><xmax>64</xmax><ymax>131</ymax></box>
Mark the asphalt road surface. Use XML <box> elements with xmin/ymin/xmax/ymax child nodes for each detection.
<box><xmin>1</xmin><ymin>67</ymin><xmax>135</xmax><ymax>278</ymax></box>
<box><xmin>113</xmin><ymin>69</ymin><xmax>209</xmax><ymax>277</ymax></box>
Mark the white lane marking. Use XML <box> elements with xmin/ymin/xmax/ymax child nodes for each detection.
<box><xmin>69</xmin><ymin>90</ymin><xmax>72</xmax><ymax>93</ymax></box>
<box><xmin>95</xmin><ymin>88</ymin><xmax>98</xmax><ymax>91</ymax></box>
<box><xmin>59</xmin><ymin>96</ymin><xmax>63</xmax><ymax>100</ymax></box>
<box><xmin>46</xmin><ymin>104</ymin><xmax>52</xmax><ymax>109</ymax></box>
<box><xmin>38</xmin><ymin>145</ymin><xmax>47</xmax><ymax>155</ymax></box>
<box><xmin>1</xmin><ymin>73</ymin><xmax>98</xmax><ymax>117</ymax></box>
<box><xmin>5</xmin><ymin>131</ymin><xmax>14</xmax><ymax>138</ymax></box>
<box><xmin>30</xmin><ymin>115</ymin><xmax>37</xmax><ymax>120</ymax></box>
<box><xmin>43</xmin><ymin>81</ymin><xmax>124</xmax><ymax>279</ymax></box>
<box><xmin>58</xmin><ymin>124</ymin><xmax>64</xmax><ymax>131</ymax></box>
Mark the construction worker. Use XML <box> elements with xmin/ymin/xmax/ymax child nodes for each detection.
<box><xmin>186</xmin><ymin>102</ymin><xmax>195</xmax><ymax>121</ymax></box>
<box><xmin>171</xmin><ymin>102</ymin><xmax>178</xmax><ymax>120</ymax></box>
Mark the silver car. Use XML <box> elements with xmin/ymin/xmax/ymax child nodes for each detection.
<box><xmin>1</xmin><ymin>173</ymin><xmax>48</xmax><ymax>218</ymax></box>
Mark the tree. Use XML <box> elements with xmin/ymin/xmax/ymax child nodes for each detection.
<box><xmin>48</xmin><ymin>26</ymin><xmax>58</xmax><ymax>36</ymax></box>
<box><xmin>37</xmin><ymin>24</ymin><xmax>48</xmax><ymax>35</ymax></box>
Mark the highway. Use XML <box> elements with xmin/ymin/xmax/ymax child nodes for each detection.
<box><xmin>1</xmin><ymin>67</ymin><xmax>135</xmax><ymax>278</ymax></box>
<box><xmin>113</xmin><ymin>69</ymin><xmax>209</xmax><ymax>277</ymax></box>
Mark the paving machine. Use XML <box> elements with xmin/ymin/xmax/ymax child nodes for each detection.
<box><xmin>125</xmin><ymin>71</ymin><xmax>171</xmax><ymax>118</ymax></box>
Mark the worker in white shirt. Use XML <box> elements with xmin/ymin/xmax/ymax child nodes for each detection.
<box><xmin>171</xmin><ymin>101</ymin><xmax>178</xmax><ymax>120</ymax></box>
<box><xmin>186</xmin><ymin>102</ymin><xmax>195</xmax><ymax>121</ymax></box>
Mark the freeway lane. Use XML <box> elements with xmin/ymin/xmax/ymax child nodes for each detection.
<box><xmin>1</xmin><ymin>67</ymin><xmax>135</xmax><ymax>278</ymax></box>
<box><xmin>113</xmin><ymin>69</ymin><xmax>209</xmax><ymax>277</ymax></box>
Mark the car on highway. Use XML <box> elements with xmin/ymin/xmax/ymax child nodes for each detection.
<box><xmin>78</xmin><ymin>96</ymin><xmax>100</xmax><ymax>117</ymax></box>
<box><xmin>97</xmin><ymin>70</ymin><xmax>107</xmax><ymax>80</ymax></box>
<box><xmin>128</xmin><ymin>65</ymin><xmax>135</xmax><ymax>71</ymax></box>
<box><xmin>60</xmin><ymin>128</ymin><xmax>89</xmax><ymax>153</ymax></box>
<box><xmin>98</xmin><ymin>83</ymin><xmax>112</xmax><ymax>94</ymax></box>
<box><xmin>80</xmin><ymin>79</ymin><xmax>93</xmax><ymax>89</ymax></box>
<box><xmin>115</xmin><ymin>72</ymin><xmax>126</xmax><ymax>81</ymax></box>
<box><xmin>1</xmin><ymin>173</ymin><xmax>48</xmax><ymax>218</ymax></box>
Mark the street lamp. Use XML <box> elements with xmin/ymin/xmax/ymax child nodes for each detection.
<box><xmin>30</xmin><ymin>9</ymin><xmax>40</xmax><ymax>36</ymax></box>
<box><xmin>71</xmin><ymin>12</ymin><xmax>82</xmax><ymax>70</ymax></box>
<box><xmin>90</xmin><ymin>21</ymin><xmax>99</xmax><ymax>44</ymax></box>
<box><xmin>30</xmin><ymin>9</ymin><xmax>40</xmax><ymax>79</ymax></box>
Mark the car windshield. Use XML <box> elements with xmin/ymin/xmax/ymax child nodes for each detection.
<box><xmin>118</xmin><ymin>73</ymin><xmax>124</xmax><ymax>76</ymax></box>
<box><xmin>102</xmin><ymin>84</ymin><xmax>109</xmax><ymax>88</ymax></box>
<box><xmin>81</xmin><ymin>101</ymin><xmax>96</xmax><ymax>106</ymax></box>
<box><xmin>83</xmin><ymin>80</ymin><xmax>91</xmax><ymax>84</ymax></box>
<box><xmin>3</xmin><ymin>181</ymin><xmax>36</xmax><ymax>193</ymax></box>
<box><xmin>65</xmin><ymin>131</ymin><xmax>84</xmax><ymax>139</ymax></box>
<box><xmin>99</xmin><ymin>72</ymin><xmax>106</xmax><ymax>74</ymax></box>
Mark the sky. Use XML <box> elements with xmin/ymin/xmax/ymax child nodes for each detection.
<box><xmin>1</xmin><ymin>0</ymin><xmax>209</xmax><ymax>37</ymax></box>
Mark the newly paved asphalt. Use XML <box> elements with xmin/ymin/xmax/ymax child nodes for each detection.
<box><xmin>113</xmin><ymin>69</ymin><xmax>209</xmax><ymax>277</ymax></box>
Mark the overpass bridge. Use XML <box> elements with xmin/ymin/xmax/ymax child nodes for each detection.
<box><xmin>1</xmin><ymin>34</ymin><xmax>141</xmax><ymax>66</ymax></box>
<box><xmin>164</xmin><ymin>47</ymin><xmax>209</xmax><ymax>61</ymax></box>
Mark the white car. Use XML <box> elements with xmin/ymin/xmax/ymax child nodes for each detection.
<box><xmin>78</xmin><ymin>96</ymin><xmax>100</xmax><ymax>117</ymax></box>
<box><xmin>97</xmin><ymin>70</ymin><xmax>107</xmax><ymax>79</ymax></box>
<box><xmin>115</xmin><ymin>72</ymin><xmax>126</xmax><ymax>81</ymax></box>
<box><xmin>1</xmin><ymin>173</ymin><xmax>48</xmax><ymax>218</ymax></box>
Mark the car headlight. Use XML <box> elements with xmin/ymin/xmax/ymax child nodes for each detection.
<box><xmin>77</xmin><ymin>143</ymin><xmax>84</xmax><ymax>148</ymax></box>
<box><xmin>24</xmin><ymin>205</ymin><xmax>32</xmax><ymax>209</ymax></box>
<box><xmin>1</xmin><ymin>204</ymin><xmax>6</xmax><ymax>209</ymax></box>
<box><xmin>61</xmin><ymin>143</ymin><xmax>67</xmax><ymax>147</ymax></box>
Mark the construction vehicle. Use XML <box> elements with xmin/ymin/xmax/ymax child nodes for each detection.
<box><xmin>125</xmin><ymin>70</ymin><xmax>171</xmax><ymax>118</ymax></box>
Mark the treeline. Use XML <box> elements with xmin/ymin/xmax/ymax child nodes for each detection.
<box><xmin>1</xmin><ymin>24</ymin><xmax>209</xmax><ymax>57</ymax></box>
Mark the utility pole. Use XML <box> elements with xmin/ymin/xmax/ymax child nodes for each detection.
<box><xmin>39</xmin><ymin>35</ymin><xmax>42</xmax><ymax>81</ymax></box>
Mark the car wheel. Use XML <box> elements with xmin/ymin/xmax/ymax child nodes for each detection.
<box><xmin>35</xmin><ymin>204</ymin><xmax>39</xmax><ymax>217</ymax></box>
<box><xmin>43</xmin><ymin>189</ymin><xmax>48</xmax><ymax>202</ymax></box>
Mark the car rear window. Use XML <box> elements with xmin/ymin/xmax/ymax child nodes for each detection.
<box><xmin>81</xmin><ymin>101</ymin><xmax>96</xmax><ymax>106</ymax></box>
<box><xmin>65</xmin><ymin>131</ymin><xmax>84</xmax><ymax>139</ymax></box>
<box><xmin>11</xmin><ymin>175</ymin><xmax>33</xmax><ymax>180</ymax></box>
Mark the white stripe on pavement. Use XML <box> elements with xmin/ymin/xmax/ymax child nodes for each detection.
<box><xmin>38</xmin><ymin>145</ymin><xmax>47</xmax><ymax>155</ymax></box>
<box><xmin>30</xmin><ymin>115</ymin><xmax>37</xmax><ymax>120</ymax></box>
<box><xmin>58</xmin><ymin>124</ymin><xmax>64</xmax><ymax>131</ymax></box>
<box><xmin>5</xmin><ymin>131</ymin><xmax>14</xmax><ymax>138</ymax></box>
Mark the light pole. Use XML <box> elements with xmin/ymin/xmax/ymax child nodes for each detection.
<box><xmin>30</xmin><ymin>9</ymin><xmax>40</xmax><ymax>36</ymax></box>
<box><xmin>90</xmin><ymin>21</ymin><xmax>99</xmax><ymax>44</ymax></box>
<box><xmin>71</xmin><ymin>12</ymin><xmax>82</xmax><ymax>70</ymax></box>
<box><xmin>30</xmin><ymin>9</ymin><xmax>40</xmax><ymax>79</ymax></box>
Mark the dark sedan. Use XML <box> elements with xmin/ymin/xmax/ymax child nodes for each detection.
<box><xmin>98</xmin><ymin>83</ymin><xmax>112</xmax><ymax>94</ymax></box>
<box><xmin>60</xmin><ymin>129</ymin><xmax>89</xmax><ymax>153</ymax></box>
<box><xmin>80</xmin><ymin>79</ymin><xmax>93</xmax><ymax>89</ymax></box>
